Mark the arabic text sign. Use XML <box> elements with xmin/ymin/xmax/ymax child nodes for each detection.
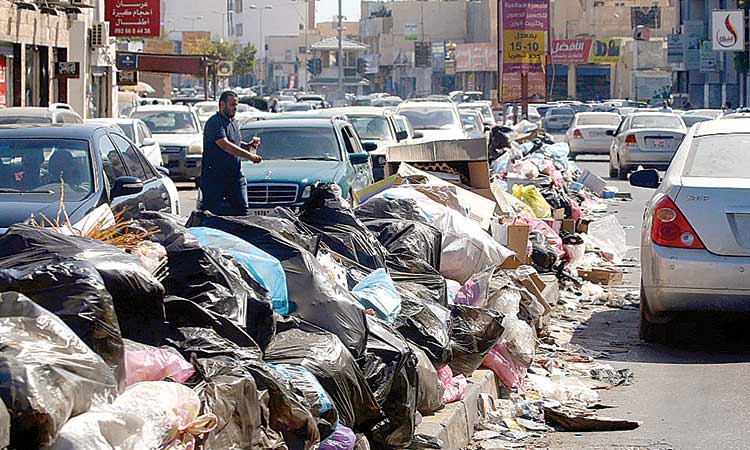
<box><xmin>106</xmin><ymin>0</ymin><xmax>160</xmax><ymax>38</ymax></box>
<box><xmin>501</xmin><ymin>0</ymin><xmax>549</xmax><ymax>73</ymax></box>
<box><xmin>501</xmin><ymin>72</ymin><xmax>546</xmax><ymax>102</ymax></box>
<box><xmin>667</xmin><ymin>34</ymin><xmax>683</xmax><ymax>64</ymax></box>
<box><xmin>588</xmin><ymin>39</ymin><xmax>621</xmax><ymax>63</ymax></box>
<box><xmin>455</xmin><ymin>43</ymin><xmax>498</xmax><ymax>72</ymax></box>
<box><xmin>550</xmin><ymin>39</ymin><xmax>591</xmax><ymax>64</ymax></box>
<box><xmin>683</xmin><ymin>20</ymin><xmax>704</xmax><ymax>70</ymax></box>
<box><xmin>404</xmin><ymin>24</ymin><xmax>418</xmax><ymax>41</ymax></box>
<box><xmin>712</xmin><ymin>10</ymin><xmax>744</xmax><ymax>51</ymax></box>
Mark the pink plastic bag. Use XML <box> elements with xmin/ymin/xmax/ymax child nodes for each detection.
<box><xmin>437</xmin><ymin>365</ymin><xmax>467</xmax><ymax>404</ymax></box>
<box><xmin>124</xmin><ymin>340</ymin><xmax>195</xmax><ymax>386</ymax></box>
<box><xmin>482</xmin><ymin>342</ymin><xmax>527</xmax><ymax>393</ymax></box>
<box><xmin>521</xmin><ymin>215</ymin><xmax>564</xmax><ymax>257</ymax></box>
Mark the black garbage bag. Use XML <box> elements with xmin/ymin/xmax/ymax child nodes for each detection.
<box><xmin>167</xmin><ymin>328</ymin><xmax>319</xmax><ymax>449</ymax></box>
<box><xmin>241</xmin><ymin>212</ymin><xmax>320</xmax><ymax>253</ymax></box>
<box><xmin>136</xmin><ymin>214</ymin><xmax>276</xmax><ymax>349</ymax></box>
<box><xmin>360</xmin><ymin>316</ymin><xmax>418</xmax><ymax>449</ymax></box>
<box><xmin>0</xmin><ymin>260</ymin><xmax>125</xmax><ymax>384</ymax></box>
<box><xmin>408</xmin><ymin>343</ymin><xmax>445</xmax><ymax>415</ymax></box>
<box><xmin>539</xmin><ymin>186</ymin><xmax>573</xmax><ymax>219</ymax></box>
<box><xmin>354</xmin><ymin>197</ymin><xmax>428</xmax><ymax>223</ymax></box>
<box><xmin>187</xmin><ymin>211</ymin><xmax>370</xmax><ymax>357</ymax></box>
<box><xmin>298</xmin><ymin>184</ymin><xmax>388</xmax><ymax>270</ymax></box>
<box><xmin>390</xmin><ymin>269</ymin><xmax>448</xmax><ymax>307</ymax></box>
<box><xmin>0</xmin><ymin>225</ymin><xmax>166</xmax><ymax>341</ymax></box>
<box><xmin>194</xmin><ymin>356</ymin><xmax>288</xmax><ymax>450</ymax></box>
<box><xmin>393</xmin><ymin>296</ymin><xmax>452</xmax><ymax>367</ymax></box>
<box><xmin>363</xmin><ymin>219</ymin><xmax>442</xmax><ymax>271</ymax></box>
<box><xmin>0</xmin><ymin>292</ymin><xmax>118</xmax><ymax>449</ymax></box>
<box><xmin>264</xmin><ymin>319</ymin><xmax>383</xmax><ymax>431</ymax></box>
<box><xmin>448</xmin><ymin>305</ymin><xmax>505</xmax><ymax>377</ymax></box>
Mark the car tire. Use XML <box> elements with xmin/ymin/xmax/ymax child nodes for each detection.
<box><xmin>569</xmin><ymin>152</ymin><xmax>578</xmax><ymax>161</ymax></box>
<box><xmin>609</xmin><ymin>162</ymin><xmax>618</xmax><ymax>178</ymax></box>
<box><xmin>639</xmin><ymin>284</ymin><xmax>668</xmax><ymax>343</ymax></box>
<box><xmin>618</xmin><ymin>165</ymin><xmax>629</xmax><ymax>180</ymax></box>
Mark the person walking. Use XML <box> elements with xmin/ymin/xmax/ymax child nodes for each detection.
<box><xmin>201</xmin><ymin>90</ymin><xmax>262</xmax><ymax>215</ymax></box>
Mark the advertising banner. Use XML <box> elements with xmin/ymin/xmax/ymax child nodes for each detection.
<box><xmin>712</xmin><ymin>10</ymin><xmax>744</xmax><ymax>51</ymax></box>
<box><xmin>500</xmin><ymin>0</ymin><xmax>549</xmax><ymax>102</ymax></box>
<box><xmin>404</xmin><ymin>24</ymin><xmax>418</xmax><ymax>41</ymax></box>
<box><xmin>683</xmin><ymin>20</ymin><xmax>704</xmax><ymax>70</ymax></box>
<box><xmin>550</xmin><ymin>39</ymin><xmax>591</xmax><ymax>64</ymax></box>
<box><xmin>501</xmin><ymin>72</ymin><xmax>546</xmax><ymax>102</ymax></box>
<box><xmin>667</xmin><ymin>34</ymin><xmax>683</xmax><ymax>64</ymax></box>
<box><xmin>181</xmin><ymin>31</ymin><xmax>211</xmax><ymax>55</ymax></box>
<box><xmin>588</xmin><ymin>39</ymin><xmax>622</xmax><ymax>64</ymax></box>
<box><xmin>106</xmin><ymin>0</ymin><xmax>160</xmax><ymax>38</ymax></box>
<box><xmin>700</xmin><ymin>41</ymin><xmax>718</xmax><ymax>72</ymax></box>
<box><xmin>0</xmin><ymin>57</ymin><xmax>6</xmax><ymax>107</ymax></box>
<box><xmin>455</xmin><ymin>43</ymin><xmax>497</xmax><ymax>72</ymax></box>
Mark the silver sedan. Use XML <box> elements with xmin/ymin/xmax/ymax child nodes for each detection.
<box><xmin>630</xmin><ymin>118</ymin><xmax>750</xmax><ymax>341</ymax></box>
<box><xmin>608</xmin><ymin>112</ymin><xmax>687</xmax><ymax>180</ymax></box>
<box><xmin>565</xmin><ymin>112</ymin><xmax>621</xmax><ymax>159</ymax></box>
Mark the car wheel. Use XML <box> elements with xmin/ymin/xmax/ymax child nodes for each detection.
<box><xmin>639</xmin><ymin>283</ymin><xmax>668</xmax><ymax>343</ymax></box>
<box><xmin>569</xmin><ymin>152</ymin><xmax>578</xmax><ymax>161</ymax></box>
<box><xmin>609</xmin><ymin>162</ymin><xmax>618</xmax><ymax>178</ymax></box>
<box><xmin>618</xmin><ymin>164</ymin><xmax>629</xmax><ymax>180</ymax></box>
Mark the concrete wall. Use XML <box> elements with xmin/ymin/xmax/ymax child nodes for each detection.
<box><xmin>552</xmin><ymin>0</ymin><xmax>676</xmax><ymax>40</ymax></box>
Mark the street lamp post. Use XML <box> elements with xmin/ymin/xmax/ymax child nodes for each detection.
<box><xmin>249</xmin><ymin>4</ymin><xmax>273</xmax><ymax>97</ymax></box>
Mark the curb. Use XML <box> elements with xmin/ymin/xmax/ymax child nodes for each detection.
<box><xmin>413</xmin><ymin>369</ymin><xmax>499</xmax><ymax>450</ymax></box>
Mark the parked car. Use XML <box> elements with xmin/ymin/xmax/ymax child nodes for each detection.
<box><xmin>680</xmin><ymin>114</ymin><xmax>714</xmax><ymax>128</ymax></box>
<box><xmin>683</xmin><ymin>109</ymin><xmax>723</xmax><ymax>120</ymax></box>
<box><xmin>118</xmin><ymin>92</ymin><xmax>140</xmax><ymax>118</ymax></box>
<box><xmin>460</xmin><ymin>110</ymin><xmax>485</xmax><ymax>139</ymax></box>
<box><xmin>0</xmin><ymin>106</ymin><xmax>82</xmax><ymax>125</ymax></box>
<box><xmin>541</xmin><ymin>106</ymin><xmax>575</xmax><ymax>132</ymax></box>
<box><xmin>138</xmin><ymin>98</ymin><xmax>172</xmax><ymax>107</ymax></box>
<box><xmin>0</xmin><ymin>124</ymin><xmax>179</xmax><ymax>234</ymax></box>
<box><xmin>194</xmin><ymin>101</ymin><xmax>257</xmax><ymax>127</ymax></box>
<box><xmin>458</xmin><ymin>102</ymin><xmax>496</xmax><ymax>127</ymax></box>
<box><xmin>371</xmin><ymin>96</ymin><xmax>404</xmax><ymax>108</ymax></box>
<box><xmin>130</xmin><ymin>105</ymin><xmax>203</xmax><ymax>183</ymax></box>
<box><xmin>565</xmin><ymin>112</ymin><xmax>622</xmax><ymax>159</ymax></box>
<box><xmin>396</xmin><ymin>101</ymin><xmax>466</xmax><ymax>141</ymax></box>
<box><xmin>629</xmin><ymin>118</ymin><xmax>750</xmax><ymax>341</ymax></box>
<box><xmin>608</xmin><ymin>112</ymin><xmax>687</xmax><ymax>180</ymax></box>
<box><xmin>296</xmin><ymin>94</ymin><xmax>329</xmax><ymax>109</ymax></box>
<box><xmin>225</xmin><ymin>117</ymin><xmax>373</xmax><ymax>212</ymax></box>
<box><xmin>85</xmin><ymin>118</ymin><xmax>162</xmax><ymax>167</ymax></box>
<box><xmin>283</xmin><ymin>102</ymin><xmax>317</xmax><ymax>112</ymax></box>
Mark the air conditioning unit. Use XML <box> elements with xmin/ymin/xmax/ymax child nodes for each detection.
<box><xmin>90</xmin><ymin>21</ymin><xmax>109</xmax><ymax>48</ymax></box>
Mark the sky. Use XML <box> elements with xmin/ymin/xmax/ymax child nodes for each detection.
<box><xmin>316</xmin><ymin>0</ymin><xmax>361</xmax><ymax>22</ymax></box>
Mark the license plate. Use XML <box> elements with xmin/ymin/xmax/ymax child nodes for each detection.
<box><xmin>590</xmin><ymin>131</ymin><xmax>606</xmax><ymax>137</ymax></box>
<box><xmin>649</xmin><ymin>138</ymin><xmax>667</xmax><ymax>149</ymax></box>
<box><xmin>248</xmin><ymin>208</ymin><xmax>274</xmax><ymax>216</ymax></box>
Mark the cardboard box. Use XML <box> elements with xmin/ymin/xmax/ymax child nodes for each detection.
<box><xmin>506</xmin><ymin>224</ymin><xmax>529</xmax><ymax>263</ymax></box>
<box><xmin>578</xmin><ymin>169</ymin><xmax>607</xmax><ymax>196</ymax></box>
<box><xmin>553</xmin><ymin>208</ymin><xmax>565</xmax><ymax>220</ymax></box>
<box><xmin>578</xmin><ymin>268</ymin><xmax>624</xmax><ymax>286</ymax></box>
<box><xmin>385</xmin><ymin>137</ymin><xmax>488</xmax><ymax>162</ymax></box>
<box><xmin>562</xmin><ymin>219</ymin><xmax>576</xmax><ymax>234</ymax></box>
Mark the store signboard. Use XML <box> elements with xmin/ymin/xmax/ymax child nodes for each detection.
<box><xmin>0</xmin><ymin>56</ymin><xmax>6</xmax><ymax>107</ymax></box>
<box><xmin>500</xmin><ymin>0</ymin><xmax>549</xmax><ymax>102</ymax></box>
<box><xmin>455</xmin><ymin>43</ymin><xmax>497</xmax><ymax>72</ymax></box>
<box><xmin>404</xmin><ymin>24</ymin><xmax>418</xmax><ymax>41</ymax></box>
<box><xmin>550</xmin><ymin>39</ymin><xmax>591</xmax><ymax>64</ymax></box>
<box><xmin>106</xmin><ymin>0</ymin><xmax>160</xmax><ymax>37</ymax></box>
<box><xmin>700</xmin><ymin>41</ymin><xmax>718</xmax><ymax>72</ymax></box>
<box><xmin>667</xmin><ymin>34</ymin><xmax>683</xmax><ymax>64</ymax></box>
<box><xmin>55</xmin><ymin>62</ymin><xmax>81</xmax><ymax>79</ymax></box>
<box><xmin>712</xmin><ymin>10</ymin><xmax>744</xmax><ymax>51</ymax></box>
<box><xmin>683</xmin><ymin>20</ymin><xmax>704</xmax><ymax>70</ymax></box>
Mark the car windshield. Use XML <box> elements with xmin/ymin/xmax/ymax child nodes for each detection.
<box><xmin>241</xmin><ymin>127</ymin><xmax>341</xmax><ymax>161</ymax></box>
<box><xmin>131</xmin><ymin>111</ymin><xmax>199</xmax><ymax>134</ymax></box>
<box><xmin>631</xmin><ymin>115</ymin><xmax>683</xmax><ymax>130</ymax></box>
<box><xmin>0</xmin><ymin>138</ymin><xmax>92</xmax><ymax>201</ymax></box>
<box><xmin>577</xmin><ymin>114</ymin><xmax>621</xmax><ymax>126</ymax></box>
<box><xmin>571</xmin><ymin>104</ymin><xmax>592</xmax><ymax>113</ymax></box>
<box><xmin>284</xmin><ymin>103</ymin><xmax>314</xmax><ymax>111</ymax></box>
<box><xmin>685</xmin><ymin>135</ymin><xmax>750</xmax><ymax>178</ymax></box>
<box><xmin>0</xmin><ymin>116</ymin><xmax>52</xmax><ymax>125</ymax></box>
<box><xmin>118</xmin><ymin>123</ymin><xmax>135</xmax><ymax>141</ymax></box>
<box><xmin>349</xmin><ymin>116</ymin><xmax>392</xmax><ymax>140</ymax></box>
<box><xmin>549</xmin><ymin>108</ymin><xmax>574</xmax><ymax>116</ymax></box>
<box><xmin>398</xmin><ymin>108</ymin><xmax>458</xmax><ymax>130</ymax></box>
<box><xmin>196</xmin><ymin>104</ymin><xmax>219</xmax><ymax>116</ymax></box>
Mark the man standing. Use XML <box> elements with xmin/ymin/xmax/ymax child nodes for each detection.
<box><xmin>201</xmin><ymin>90</ymin><xmax>262</xmax><ymax>215</ymax></box>
<box><xmin>658</xmin><ymin>100</ymin><xmax>673</xmax><ymax>113</ymax></box>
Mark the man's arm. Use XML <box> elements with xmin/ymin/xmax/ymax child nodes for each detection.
<box><xmin>215</xmin><ymin>138</ymin><xmax>262</xmax><ymax>163</ymax></box>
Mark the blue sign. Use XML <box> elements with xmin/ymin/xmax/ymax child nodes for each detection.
<box><xmin>117</xmin><ymin>54</ymin><xmax>137</xmax><ymax>70</ymax></box>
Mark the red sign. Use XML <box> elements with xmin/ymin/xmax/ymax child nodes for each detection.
<box><xmin>106</xmin><ymin>0</ymin><xmax>160</xmax><ymax>38</ymax></box>
<box><xmin>550</xmin><ymin>39</ymin><xmax>592</xmax><ymax>64</ymax></box>
<box><xmin>455</xmin><ymin>43</ymin><xmax>498</xmax><ymax>73</ymax></box>
<box><xmin>0</xmin><ymin>57</ymin><xmax>6</xmax><ymax>107</ymax></box>
<box><xmin>501</xmin><ymin>72</ymin><xmax>546</xmax><ymax>102</ymax></box>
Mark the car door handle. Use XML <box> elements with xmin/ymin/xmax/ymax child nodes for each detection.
<box><xmin>138</xmin><ymin>202</ymin><xmax>146</xmax><ymax>212</ymax></box>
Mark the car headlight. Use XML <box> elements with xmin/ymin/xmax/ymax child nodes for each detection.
<box><xmin>377</xmin><ymin>156</ymin><xmax>386</xmax><ymax>166</ymax></box>
<box><xmin>300</xmin><ymin>185</ymin><xmax>312</xmax><ymax>199</ymax></box>
<box><xmin>187</xmin><ymin>142</ymin><xmax>203</xmax><ymax>155</ymax></box>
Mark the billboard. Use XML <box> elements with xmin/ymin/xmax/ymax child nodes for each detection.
<box><xmin>404</xmin><ymin>24</ymin><xmax>418</xmax><ymax>41</ymax></box>
<box><xmin>683</xmin><ymin>20</ymin><xmax>704</xmax><ymax>70</ymax></box>
<box><xmin>181</xmin><ymin>31</ymin><xmax>211</xmax><ymax>55</ymax></box>
<box><xmin>550</xmin><ymin>39</ymin><xmax>591</xmax><ymax>64</ymax></box>
<box><xmin>588</xmin><ymin>39</ymin><xmax>622</xmax><ymax>64</ymax></box>
<box><xmin>106</xmin><ymin>0</ymin><xmax>160</xmax><ymax>38</ymax></box>
<box><xmin>667</xmin><ymin>34</ymin><xmax>683</xmax><ymax>64</ymax></box>
<box><xmin>712</xmin><ymin>10</ymin><xmax>744</xmax><ymax>51</ymax></box>
<box><xmin>501</xmin><ymin>72</ymin><xmax>546</xmax><ymax>102</ymax></box>
<box><xmin>500</xmin><ymin>0</ymin><xmax>550</xmax><ymax>102</ymax></box>
<box><xmin>455</xmin><ymin>43</ymin><xmax>497</xmax><ymax>72</ymax></box>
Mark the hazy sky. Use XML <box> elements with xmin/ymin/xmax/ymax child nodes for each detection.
<box><xmin>316</xmin><ymin>0</ymin><xmax>361</xmax><ymax>22</ymax></box>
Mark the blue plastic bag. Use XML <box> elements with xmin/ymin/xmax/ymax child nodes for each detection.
<box><xmin>188</xmin><ymin>227</ymin><xmax>289</xmax><ymax>315</ymax></box>
<box><xmin>351</xmin><ymin>268</ymin><xmax>401</xmax><ymax>324</ymax></box>
<box><xmin>268</xmin><ymin>363</ymin><xmax>334</xmax><ymax>414</ymax></box>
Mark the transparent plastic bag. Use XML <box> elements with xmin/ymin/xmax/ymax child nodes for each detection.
<box><xmin>123</xmin><ymin>340</ymin><xmax>194</xmax><ymax>387</ymax></box>
<box><xmin>351</xmin><ymin>268</ymin><xmax>402</xmax><ymax>324</ymax></box>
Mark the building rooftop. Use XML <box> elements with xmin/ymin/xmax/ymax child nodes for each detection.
<box><xmin>311</xmin><ymin>36</ymin><xmax>368</xmax><ymax>51</ymax></box>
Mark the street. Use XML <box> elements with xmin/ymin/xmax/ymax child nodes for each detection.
<box><xmin>546</xmin><ymin>155</ymin><xmax>750</xmax><ymax>450</ymax></box>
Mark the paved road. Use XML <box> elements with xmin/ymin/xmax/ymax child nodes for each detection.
<box><xmin>548</xmin><ymin>155</ymin><xmax>750</xmax><ymax>450</ymax></box>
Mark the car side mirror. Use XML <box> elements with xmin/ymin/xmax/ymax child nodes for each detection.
<box><xmin>629</xmin><ymin>169</ymin><xmax>660</xmax><ymax>189</ymax></box>
<box><xmin>606</xmin><ymin>129</ymin><xmax>615</xmax><ymax>136</ymax></box>
<box><xmin>484</xmin><ymin>124</ymin><xmax>492</xmax><ymax>132</ymax></box>
<box><xmin>142</xmin><ymin>137</ymin><xmax>156</xmax><ymax>147</ymax></box>
<box><xmin>156</xmin><ymin>166</ymin><xmax>170</xmax><ymax>176</ymax></box>
<box><xmin>362</xmin><ymin>142</ymin><xmax>378</xmax><ymax>152</ymax></box>
<box><xmin>111</xmin><ymin>176</ymin><xmax>144</xmax><ymax>198</ymax></box>
<box><xmin>395</xmin><ymin>130</ymin><xmax>408</xmax><ymax>141</ymax></box>
<box><xmin>413</xmin><ymin>131</ymin><xmax>424</xmax><ymax>139</ymax></box>
<box><xmin>349</xmin><ymin>152</ymin><xmax>370</xmax><ymax>165</ymax></box>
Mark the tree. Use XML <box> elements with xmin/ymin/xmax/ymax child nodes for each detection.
<box><xmin>234</xmin><ymin>42</ymin><xmax>257</xmax><ymax>77</ymax></box>
<box><xmin>187</xmin><ymin>37</ymin><xmax>234</xmax><ymax>60</ymax></box>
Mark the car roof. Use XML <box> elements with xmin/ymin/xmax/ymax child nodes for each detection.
<box><xmin>240</xmin><ymin>118</ymin><xmax>339</xmax><ymax>129</ymax></box>
<box><xmin>133</xmin><ymin>105</ymin><xmax>193</xmax><ymax>112</ymax></box>
<box><xmin>0</xmin><ymin>107</ymin><xmax>56</xmax><ymax>117</ymax></box>
<box><xmin>458</xmin><ymin>102</ymin><xmax>490</xmax><ymax>108</ymax></box>
<box><xmin>398</xmin><ymin>101</ymin><xmax>455</xmax><ymax>109</ymax></box>
<box><xmin>0</xmin><ymin>123</ymin><xmax>105</xmax><ymax>138</ymax></box>
<box><xmin>577</xmin><ymin>111</ymin><xmax>619</xmax><ymax>116</ymax></box>
<box><xmin>693</xmin><ymin>118</ymin><xmax>750</xmax><ymax>137</ymax></box>
<box><xmin>86</xmin><ymin>118</ymin><xmax>140</xmax><ymax>125</ymax></box>
<box><xmin>330</xmin><ymin>106</ymin><xmax>391</xmax><ymax>116</ymax></box>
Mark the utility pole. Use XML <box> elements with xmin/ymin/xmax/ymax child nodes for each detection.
<box><xmin>337</xmin><ymin>0</ymin><xmax>343</xmax><ymax>100</ymax></box>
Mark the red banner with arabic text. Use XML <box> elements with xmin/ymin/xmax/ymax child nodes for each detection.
<box><xmin>106</xmin><ymin>0</ymin><xmax>160</xmax><ymax>38</ymax></box>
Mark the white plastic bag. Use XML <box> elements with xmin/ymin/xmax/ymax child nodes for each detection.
<box><xmin>587</xmin><ymin>215</ymin><xmax>628</xmax><ymax>264</ymax></box>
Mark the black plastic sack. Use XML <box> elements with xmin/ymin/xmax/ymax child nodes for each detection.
<box><xmin>0</xmin><ymin>260</ymin><xmax>125</xmax><ymax>383</ymax></box>
<box><xmin>390</xmin><ymin>270</ymin><xmax>448</xmax><ymax>307</ymax></box>
<box><xmin>298</xmin><ymin>184</ymin><xmax>388</xmax><ymax>270</ymax></box>
<box><xmin>0</xmin><ymin>225</ymin><xmax>166</xmax><ymax>341</ymax></box>
<box><xmin>241</xmin><ymin>212</ymin><xmax>320</xmax><ymax>253</ymax></box>
<box><xmin>408</xmin><ymin>343</ymin><xmax>445</xmax><ymax>415</ymax></box>
<box><xmin>194</xmin><ymin>356</ymin><xmax>288</xmax><ymax>450</ymax></box>
<box><xmin>354</xmin><ymin>197</ymin><xmax>428</xmax><ymax>223</ymax></box>
<box><xmin>448</xmin><ymin>305</ymin><xmax>505</xmax><ymax>377</ymax></box>
<box><xmin>0</xmin><ymin>292</ymin><xmax>118</xmax><ymax>449</ymax></box>
<box><xmin>167</xmin><ymin>328</ymin><xmax>320</xmax><ymax>449</ymax></box>
<box><xmin>540</xmin><ymin>186</ymin><xmax>573</xmax><ymax>219</ymax></box>
<box><xmin>360</xmin><ymin>316</ymin><xmax>418</xmax><ymax>449</ymax></box>
<box><xmin>187</xmin><ymin>211</ymin><xmax>370</xmax><ymax>358</ymax></box>
<box><xmin>393</xmin><ymin>296</ymin><xmax>452</xmax><ymax>367</ymax></box>
<box><xmin>363</xmin><ymin>219</ymin><xmax>442</xmax><ymax>271</ymax></box>
<box><xmin>264</xmin><ymin>319</ymin><xmax>383</xmax><ymax>431</ymax></box>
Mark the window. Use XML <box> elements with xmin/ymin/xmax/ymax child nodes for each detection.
<box><xmin>233</xmin><ymin>0</ymin><xmax>242</xmax><ymax>13</ymax></box>
<box><xmin>235</xmin><ymin>24</ymin><xmax>243</xmax><ymax>37</ymax></box>
<box><xmin>684</xmin><ymin>135</ymin><xmax>750</xmax><ymax>179</ymax></box>
<box><xmin>139</xmin><ymin>123</ymin><xmax>152</xmax><ymax>139</ymax></box>
<box><xmin>110</xmin><ymin>134</ymin><xmax>148</xmax><ymax>180</ymax></box>
<box><xmin>340</xmin><ymin>126</ymin><xmax>356</xmax><ymax>154</ymax></box>
<box><xmin>98</xmin><ymin>135</ymin><xmax>127</xmax><ymax>187</ymax></box>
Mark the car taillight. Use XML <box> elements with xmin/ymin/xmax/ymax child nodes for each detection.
<box><xmin>573</xmin><ymin>129</ymin><xmax>583</xmax><ymax>139</ymax></box>
<box><xmin>624</xmin><ymin>134</ymin><xmax>637</xmax><ymax>147</ymax></box>
<box><xmin>651</xmin><ymin>196</ymin><xmax>704</xmax><ymax>249</ymax></box>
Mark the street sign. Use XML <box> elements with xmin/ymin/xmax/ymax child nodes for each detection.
<box><xmin>667</xmin><ymin>34</ymin><xmax>683</xmax><ymax>64</ymax></box>
<box><xmin>683</xmin><ymin>20</ymin><xmax>704</xmax><ymax>71</ymax></box>
<box><xmin>54</xmin><ymin>62</ymin><xmax>80</xmax><ymax>79</ymax></box>
<box><xmin>700</xmin><ymin>41</ymin><xmax>718</xmax><ymax>72</ymax></box>
<box><xmin>217</xmin><ymin>61</ymin><xmax>233</xmax><ymax>77</ymax></box>
<box><xmin>712</xmin><ymin>10</ymin><xmax>744</xmax><ymax>51</ymax></box>
<box><xmin>116</xmin><ymin>53</ymin><xmax>137</xmax><ymax>70</ymax></box>
<box><xmin>415</xmin><ymin>42</ymin><xmax>431</xmax><ymax>68</ymax></box>
<box><xmin>404</xmin><ymin>24</ymin><xmax>418</xmax><ymax>41</ymax></box>
<box><xmin>117</xmin><ymin>70</ymin><xmax>138</xmax><ymax>86</ymax></box>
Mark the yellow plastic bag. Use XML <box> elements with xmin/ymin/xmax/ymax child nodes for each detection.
<box><xmin>512</xmin><ymin>185</ymin><xmax>552</xmax><ymax>218</ymax></box>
